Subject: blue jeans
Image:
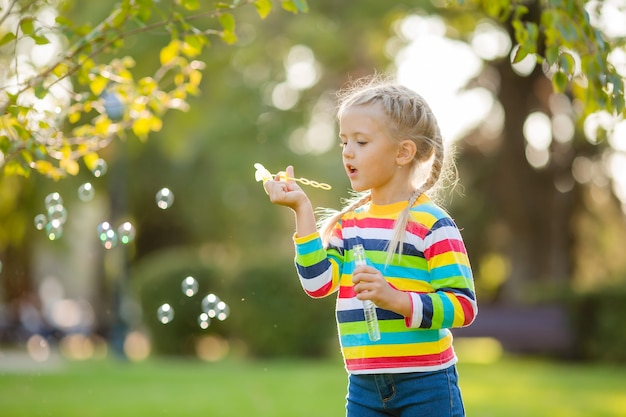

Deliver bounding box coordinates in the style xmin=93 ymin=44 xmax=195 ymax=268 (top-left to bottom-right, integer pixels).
xmin=346 ymin=366 xmax=465 ymax=417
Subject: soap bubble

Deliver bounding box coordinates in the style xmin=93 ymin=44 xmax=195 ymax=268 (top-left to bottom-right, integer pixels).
xmin=77 ymin=183 xmax=95 ymax=202
xmin=216 ymin=302 xmax=230 ymax=321
xmin=34 ymin=214 xmax=47 ymax=230
xmin=44 ymin=192 xmax=63 ymax=208
xmin=181 ymin=276 xmax=199 ymax=297
xmin=91 ymin=159 xmax=108 ymax=178
xmin=198 ymin=313 xmax=210 ymax=330
xmin=97 ymin=222 xmax=118 ymax=249
xmin=47 ymin=204 xmax=68 ymax=225
xmin=45 ymin=220 xmax=63 ymax=240
xmin=117 ymin=222 xmax=136 ymax=245
xmin=157 ymin=303 xmax=174 ymax=324
xmin=201 ymin=293 xmax=221 ymax=318
xmin=155 ymin=188 xmax=174 ymax=209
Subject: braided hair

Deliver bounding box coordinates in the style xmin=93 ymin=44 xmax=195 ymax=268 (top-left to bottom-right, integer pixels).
xmin=318 ymin=75 xmax=457 ymax=264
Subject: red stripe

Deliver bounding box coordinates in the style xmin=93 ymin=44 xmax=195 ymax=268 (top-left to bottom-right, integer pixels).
xmin=306 ymin=281 xmax=333 ymax=298
xmin=424 ymin=239 xmax=467 ymax=259
xmin=345 ymin=346 xmax=456 ymax=370
xmin=458 ymin=296 xmax=476 ymax=326
xmin=338 ymin=285 xmax=356 ymax=298
xmin=342 ymin=217 xmax=396 ymax=230
xmin=406 ymin=221 xmax=430 ymax=238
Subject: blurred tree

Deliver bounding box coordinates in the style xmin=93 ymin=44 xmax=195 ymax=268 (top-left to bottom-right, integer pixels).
xmin=1 ymin=0 xmax=625 ymax=356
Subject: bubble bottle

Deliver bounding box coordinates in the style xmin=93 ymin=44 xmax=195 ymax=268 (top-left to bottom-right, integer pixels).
xmin=353 ymin=244 xmax=381 ymax=342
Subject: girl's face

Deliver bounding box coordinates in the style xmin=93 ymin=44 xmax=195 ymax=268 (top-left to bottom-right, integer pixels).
xmin=339 ymin=103 xmax=412 ymax=203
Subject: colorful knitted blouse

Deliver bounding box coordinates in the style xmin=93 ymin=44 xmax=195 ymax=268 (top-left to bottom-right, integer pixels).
xmin=293 ymin=195 xmax=477 ymax=374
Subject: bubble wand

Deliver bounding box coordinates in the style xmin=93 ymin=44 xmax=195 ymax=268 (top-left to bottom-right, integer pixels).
xmin=254 ymin=163 xmax=332 ymax=191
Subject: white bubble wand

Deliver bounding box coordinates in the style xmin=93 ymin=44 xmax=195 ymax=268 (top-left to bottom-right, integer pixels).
xmin=254 ymin=163 xmax=332 ymax=191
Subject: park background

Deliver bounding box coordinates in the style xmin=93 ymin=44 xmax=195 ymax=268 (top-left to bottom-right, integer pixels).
xmin=1 ymin=0 xmax=625 ymax=415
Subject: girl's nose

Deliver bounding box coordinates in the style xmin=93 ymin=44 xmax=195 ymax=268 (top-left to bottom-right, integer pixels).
xmin=342 ymin=143 xmax=353 ymax=158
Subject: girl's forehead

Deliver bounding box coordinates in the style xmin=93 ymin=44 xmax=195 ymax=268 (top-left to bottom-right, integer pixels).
xmin=339 ymin=104 xmax=387 ymax=130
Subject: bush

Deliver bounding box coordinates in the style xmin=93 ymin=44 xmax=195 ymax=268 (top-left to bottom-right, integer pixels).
xmin=131 ymin=247 xmax=337 ymax=358
xmin=568 ymin=285 xmax=626 ymax=363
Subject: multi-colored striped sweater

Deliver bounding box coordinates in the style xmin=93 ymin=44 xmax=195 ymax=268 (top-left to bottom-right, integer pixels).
xmin=294 ymin=195 xmax=477 ymax=374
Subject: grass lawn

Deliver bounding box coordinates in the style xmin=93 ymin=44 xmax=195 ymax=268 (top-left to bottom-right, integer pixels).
xmin=0 ymin=352 xmax=625 ymax=416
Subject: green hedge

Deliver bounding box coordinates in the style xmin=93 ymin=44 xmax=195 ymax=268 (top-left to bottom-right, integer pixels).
xmin=568 ymin=285 xmax=626 ymax=363
xmin=131 ymin=247 xmax=337 ymax=358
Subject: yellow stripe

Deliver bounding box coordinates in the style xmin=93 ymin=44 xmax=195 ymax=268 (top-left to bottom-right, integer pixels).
xmin=343 ymin=335 xmax=452 ymax=359
xmin=446 ymin=293 xmax=465 ymax=327
xmin=386 ymin=277 xmax=433 ymax=292
xmin=430 ymin=251 xmax=471 ymax=268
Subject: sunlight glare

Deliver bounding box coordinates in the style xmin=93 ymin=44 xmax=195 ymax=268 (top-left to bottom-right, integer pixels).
xmin=396 ymin=16 xmax=491 ymax=143
xmin=470 ymin=20 xmax=512 ymax=61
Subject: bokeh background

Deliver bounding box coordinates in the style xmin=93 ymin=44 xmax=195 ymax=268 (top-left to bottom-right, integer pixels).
xmin=1 ymin=0 xmax=626 ymax=415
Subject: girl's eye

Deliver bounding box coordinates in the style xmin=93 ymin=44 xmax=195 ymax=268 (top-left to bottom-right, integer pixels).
xmin=339 ymin=142 xmax=347 ymax=148
xmin=357 ymin=141 xmax=366 ymax=146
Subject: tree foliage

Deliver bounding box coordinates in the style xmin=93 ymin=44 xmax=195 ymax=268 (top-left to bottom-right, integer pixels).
xmin=0 ymin=0 xmax=308 ymax=179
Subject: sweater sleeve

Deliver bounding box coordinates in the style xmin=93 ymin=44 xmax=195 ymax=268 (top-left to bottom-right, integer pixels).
xmin=405 ymin=217 xmax=478 ymax=329
xmin=293 ymin=231 xmax=342 ymax=298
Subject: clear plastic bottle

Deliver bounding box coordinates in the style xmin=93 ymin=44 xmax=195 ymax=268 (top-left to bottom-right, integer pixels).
xmin=352 ymin=244 xmax=381 ymax=342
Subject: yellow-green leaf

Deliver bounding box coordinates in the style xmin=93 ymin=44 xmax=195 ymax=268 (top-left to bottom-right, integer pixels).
xmin=181 ymin=0 xmax=200 ymax=11
xmin=160 ymin=40 xmax=181 ymax=66
xmin=254 ymin=0 xmax=272 ymax=19
xmin=83 ymin=152 xmax=100 ymax=171
xmin=132 ymin=118 xmax=151 ymax=139
xmin=552 ymin=71 xmax=568 ymax=93
xmin=89 ymin=75 xmax=108 ymax=96
xmin=60 ymin=158 xmax=80 ymax=176
xmin=182 ymin=34 xmax=204 ymax=57
xmin=219 ymin=13 xmax=235 ymax=32
xmin=19 ymin=17 xmax=35 ymax=35
xmin=0 ymin=32 xmax=16 ymax=46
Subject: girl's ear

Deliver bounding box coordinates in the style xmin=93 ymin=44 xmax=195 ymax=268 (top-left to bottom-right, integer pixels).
xmin=396 ymin=140 xmax=417 ymax=167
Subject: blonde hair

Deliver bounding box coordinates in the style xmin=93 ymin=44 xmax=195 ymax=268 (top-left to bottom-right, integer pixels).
xmin=318 ymin=75 xmax=457 ymax=263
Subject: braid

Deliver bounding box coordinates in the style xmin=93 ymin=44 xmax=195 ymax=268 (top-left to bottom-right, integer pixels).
xmin=330 ymin=74 xmax=457 ymax=265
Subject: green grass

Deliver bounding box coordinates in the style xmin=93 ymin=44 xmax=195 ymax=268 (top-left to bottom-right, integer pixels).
xmin=0 ymin=354 xmax=625 ymax=416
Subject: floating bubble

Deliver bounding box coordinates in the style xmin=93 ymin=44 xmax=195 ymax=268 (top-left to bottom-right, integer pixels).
xmin=47 ymin=204 xmax=68 ymax=225
xmin=91 ymin=159 xmax=108 ymax=178
xmin=97 ymin=221 xmax=118 ymax=249
xmin=44 ymin=192 xmax=63 ymax=209
xmin=157 ymin=303 xmax=174 ymax=324
xmin=216 ymin=301 xmax=230 ymax=321
xmin=117 ymin=222 xmax=136 ymax=245
xmin=155 ymin=188 xmax=174 ymax=210
xmin=78 ymin=183 xmax=95 ymax=202
xmin=198 ymin=313 xmax=210 ymax=330
xmin=181 ymin=276 xmax=199 ymax=297
xmin=201 ymin=293 xmax=221 ymax=318
xmin=45 ymin=220 xmax=63 ymax=240
xmin=34 ymin=214 xmax=47 ymax=230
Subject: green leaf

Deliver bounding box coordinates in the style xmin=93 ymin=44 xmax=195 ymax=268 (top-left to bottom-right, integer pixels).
xmin=32 ymin=35 xmax=50 ymax=45
xmin=512 ymin=45 xmax=529 ymax=64
xmin=181 ymin=0 xmax=200 ymax=11
xmin=545 ymin=45 xmax=559 ymax=66
xmin=254 ymin=0 xmax=272 ymax=19
xmin=0 ymin=32 xmax=16 ymax=46
xmin=292 ymin=0 xmax=309 ymax=12
xmin=552 ymin=71 xmax=568 ymax=93
xmin=34 ymin=85 xmax=47 ymax=99
xmin=558 ymin=52 xmax=575 ymax=75
xmin=19 ymin=17 xmax=35 ymax=35
xmin=219 ymin=13 xmax=235 ymax=32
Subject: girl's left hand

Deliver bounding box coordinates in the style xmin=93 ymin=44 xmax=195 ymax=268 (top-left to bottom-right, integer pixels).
xmin=352 ymin=265 xmax=412 ymax=317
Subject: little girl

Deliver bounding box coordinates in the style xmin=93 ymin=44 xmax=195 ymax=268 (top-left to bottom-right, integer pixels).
xmin=264 ymin=75 xmax=477 ymax=417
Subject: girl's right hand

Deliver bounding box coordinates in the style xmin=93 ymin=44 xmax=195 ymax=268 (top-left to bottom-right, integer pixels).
xmin=264 ymin=165 xmax=310 ymax=211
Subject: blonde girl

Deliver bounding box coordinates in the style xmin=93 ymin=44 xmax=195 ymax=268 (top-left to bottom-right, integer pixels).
xmin=264 ymin=75 xmax=477 ymax=417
